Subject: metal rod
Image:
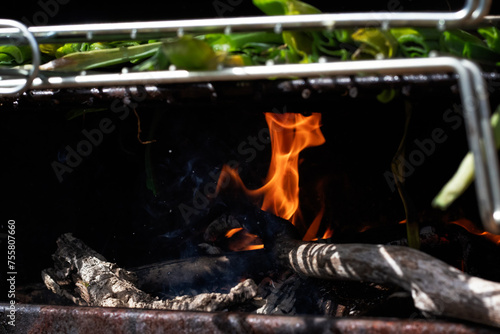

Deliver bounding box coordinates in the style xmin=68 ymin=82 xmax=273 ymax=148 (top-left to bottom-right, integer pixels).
xmin=0 ymin=74 xmax=465 ymax=109
xmin=1 ymin=303 xmax=497 ymax=334
xmin=0 ymin=19 xmax=39 ymax=95
xmin=462 ymin=60 xmax=500 ymax=234
xmin=0 ymin=0 xmax=490 ymax=44
xmin=0 ymin=57 xmax=482 ymax=88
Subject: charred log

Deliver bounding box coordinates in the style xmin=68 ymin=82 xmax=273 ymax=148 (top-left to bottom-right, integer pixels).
xmin=132 ymin=249 xmax=273 ymax=296
xmin=42 ymin=233 xmax=257 ymax=312
xmin=42 ymin=210 xmax=500 ymax=329
xmin=244 ymin=210 xmax=500 ymax=329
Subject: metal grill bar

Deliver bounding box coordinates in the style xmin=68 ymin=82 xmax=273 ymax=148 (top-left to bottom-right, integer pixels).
xmin=0 ymin=0 xmax=490 ymax=44
xmin=0 ymin=19 xmax=39 ymax=96
xmin=2 ymin=303 xmax=497 ymax=334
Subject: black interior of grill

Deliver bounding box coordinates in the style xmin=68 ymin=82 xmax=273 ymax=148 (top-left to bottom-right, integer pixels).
xmin=3 ymin=0 xmax=500 ymax=25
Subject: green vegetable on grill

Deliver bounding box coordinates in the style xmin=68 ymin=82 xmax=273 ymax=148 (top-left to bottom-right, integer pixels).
xmin=432 ymin=107 xmax=500 ymax=210
xmin=3 ymin=0 xmax=500 ymax=72
xmin=0 ymin=45 xmax=32 ymax=65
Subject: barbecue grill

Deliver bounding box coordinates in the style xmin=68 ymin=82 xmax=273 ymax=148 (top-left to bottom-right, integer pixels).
xmin=2 ymin=1 xmax=500 ymax=332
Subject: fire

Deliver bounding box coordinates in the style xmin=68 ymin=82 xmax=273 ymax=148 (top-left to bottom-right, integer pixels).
xmin=449 ymin=218 xmax=500 ymax=245
xmin=225 ymin=227 xmax=243 ymax=238
xmin=399 ymin=218 xmax=500 ymax=245
xmin=258 ymin=113 xmax=326 ymax=227
xmin=217 ymin=112 xmax=327 ymax=246
xmin=320 ymin=226 xmax=335 ymax=239
xmin=224 ymin=228 xmax=265 ymax=251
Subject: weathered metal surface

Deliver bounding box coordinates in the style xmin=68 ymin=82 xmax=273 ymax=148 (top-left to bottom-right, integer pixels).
xmin=1 ymin=303 xmax=498 ymax=334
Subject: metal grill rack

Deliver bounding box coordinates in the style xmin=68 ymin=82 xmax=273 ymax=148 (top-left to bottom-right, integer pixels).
xmin=1 ymin=0 xmax=500 ymax=233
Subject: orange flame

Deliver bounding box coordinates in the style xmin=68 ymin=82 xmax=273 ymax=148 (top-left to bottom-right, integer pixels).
xmin=449 ymin=218 xmax=500 ymax=245
xmin=225 ymin=227 xmax=243 ymax=238
xmin=217 ymin=112 xmax=326 ymax=244
xmin=321 ymin=226 xmax=335 ymax=239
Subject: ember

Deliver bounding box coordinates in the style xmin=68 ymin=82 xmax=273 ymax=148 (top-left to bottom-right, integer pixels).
xmin=448 ymin=218 xmax=500 ymax=245
xmin=224 ymin=227 xmax=264 ymax=251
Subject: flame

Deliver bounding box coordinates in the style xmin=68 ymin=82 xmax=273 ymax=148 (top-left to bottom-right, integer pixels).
xmin=449 ymin=218 xmax=500 ymax=245
xmin=217 ymin=112 xmax=326 ymax=243
xmin=309 ymin=224 xmax=334 ymax=242
xmin=302 ymin=204 xmax=326 ymax=241
xmin=321 ymin=226 xmax=335 ymax=239
xmin=245 ymin=244 xmax=265 ymax=250
xmin=400 ymin=218 xmax=500 ymax=245
xmin=225 ymin=227 xmax=243 ymax=238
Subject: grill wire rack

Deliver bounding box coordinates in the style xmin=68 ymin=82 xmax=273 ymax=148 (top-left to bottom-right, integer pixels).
xmin=1 ymin=0 xmax=500 ymax=233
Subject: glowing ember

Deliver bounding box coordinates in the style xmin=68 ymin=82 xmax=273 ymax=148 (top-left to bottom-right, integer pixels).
xmin=245 ymin=244 xmax=265 ymax=250
xmin=449 ymin=218 xmax=500 ymax=245
xmin=320 ymin=226 xmax=335 ymax=239
xmin=217 ymin=112 xmax=326 ymax=243
xmin=399 ymin=218 xmax=500 ymax=245
xmin=225 ymin=227 xmax=244 ymax=238
xmin=224 ymin=228 xmax=264 ymax=251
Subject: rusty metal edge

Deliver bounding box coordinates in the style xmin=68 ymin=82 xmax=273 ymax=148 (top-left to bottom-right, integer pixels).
xmin=1 ymin=303 xmax=498 ymax=334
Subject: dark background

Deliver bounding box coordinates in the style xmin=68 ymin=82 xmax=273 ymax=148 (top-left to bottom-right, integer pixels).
xmin=1 ymin=0 xmax=499 ymax=26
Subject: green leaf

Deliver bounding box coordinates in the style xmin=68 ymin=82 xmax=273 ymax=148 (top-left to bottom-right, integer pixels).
xmin=478 ymin=26 xmax=500 ymax=53
xmin=253 ymin=0 xmax=321 ymax=61
xmin=252 ymin=0 xmax=321 ymax=15
xmin=40 ymin=42 xmax=162 ymax=71
xmin=390 ymin=28 xmax=440 ymax=58
xmin=351 ymin=28 xmax=398 ymax=59
xmin=55 ymin=43 xmax=91 ymax=58
xmin=0 ymin=45 xmax=32 ymax=65
xmin=440 ymin=30 xmax=500 ymax=63
xmin=282 ymin=31 xmax=314 ymax=60
xmin=334 ymin=29 xmax=354 ymax=44
xmin=204 ymin=32 xmax=283 ymax=53
xmin=132 ymin=45 xmax=170 ymax=71
xmin=39 ymin=44 xmax=64 ymax=56
xmin=161 ymin=36 xmax=219 ymax=70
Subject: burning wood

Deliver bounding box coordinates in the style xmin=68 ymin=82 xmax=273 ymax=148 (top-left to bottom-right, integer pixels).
xmin=245 ymin=210 xmax=500 ymax=329
xmin=43 ymin=214 xmax=500 ymax=329
xmin=35 ymin=69 xmax=500 ymax=331
xmin=204 ymin=213 xmax=264 ymax=251
xmin=201 ymin=90 xmax=500 ymax=328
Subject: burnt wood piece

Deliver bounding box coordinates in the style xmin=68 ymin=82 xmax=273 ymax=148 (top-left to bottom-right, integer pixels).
xmin=132 ymin=249 xmax=273 ymax=296
xmin=245 ymin=210 xmax=500 ymax=329
xmin=255 ymin=272 xmax=302 ymax=315
xmin=42 ymin=233 xmax=257 ymax=311
xmin=204 ymin=213 xmax=245 ymax=242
